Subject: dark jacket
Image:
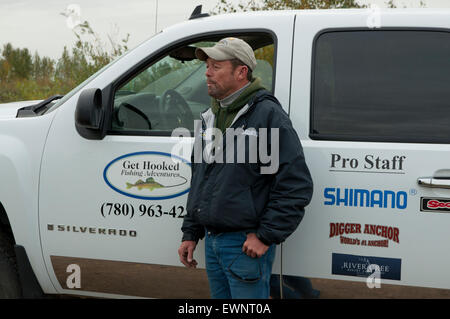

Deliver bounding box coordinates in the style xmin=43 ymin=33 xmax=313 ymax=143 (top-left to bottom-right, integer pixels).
xmin=181 ymin=89 xmax=313 ymax=245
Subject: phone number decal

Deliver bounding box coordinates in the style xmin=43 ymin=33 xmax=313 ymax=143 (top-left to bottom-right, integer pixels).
xmin=100 ymin=202 xmax=186 ymax=219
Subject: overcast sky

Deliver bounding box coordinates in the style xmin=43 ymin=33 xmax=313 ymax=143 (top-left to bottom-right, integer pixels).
xmin=0 ymin=0 xmax=449 ymax=60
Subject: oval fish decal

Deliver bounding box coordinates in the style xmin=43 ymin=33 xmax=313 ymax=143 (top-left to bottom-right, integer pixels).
xmin=103 ymin=151 xmax=191 ymax=200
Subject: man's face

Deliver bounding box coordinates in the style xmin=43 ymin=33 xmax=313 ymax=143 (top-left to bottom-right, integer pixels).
xmin=205 ymin=58 xmax=243 ymax=100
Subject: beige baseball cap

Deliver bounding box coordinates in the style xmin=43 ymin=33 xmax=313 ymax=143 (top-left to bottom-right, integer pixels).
xmin=195 ymin=37 xmax=257 ymax=71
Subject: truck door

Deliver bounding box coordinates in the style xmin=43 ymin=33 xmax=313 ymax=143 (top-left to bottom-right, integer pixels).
xmin=286 ymin=12 xmax=450 ymax=290
xmin=38 ymin=18 xmax=292 ymax=297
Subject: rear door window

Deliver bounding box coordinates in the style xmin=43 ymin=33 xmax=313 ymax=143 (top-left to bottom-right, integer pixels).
xmin=311 ymin=30 xmax=450 ymax=143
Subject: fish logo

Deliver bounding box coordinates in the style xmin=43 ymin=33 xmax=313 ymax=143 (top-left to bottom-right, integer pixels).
xmin=104 ymin=151 xmax=191 ymax=200
xmin=126 ymin=176 xmax=188 ymax=192
xmin=126 ymin=177 xmax=164 ymax=191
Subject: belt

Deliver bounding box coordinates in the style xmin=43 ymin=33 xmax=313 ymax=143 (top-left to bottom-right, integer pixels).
xmin=205 ymin=227 xmax=256 ymax=236
xmin=205 ymin=226 xmax=227 ymax=235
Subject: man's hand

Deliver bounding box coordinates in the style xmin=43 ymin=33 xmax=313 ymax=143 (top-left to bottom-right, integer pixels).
xmin=242 ymin=233 xmax=269 ymax=258
xmin=178 ymin=240 xmax=198 ymax=268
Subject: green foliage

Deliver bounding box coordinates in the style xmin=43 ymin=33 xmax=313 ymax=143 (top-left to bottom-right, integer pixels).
xmin=0 ymin=43 xmax=33 ymax=80
xmin=211 ymin=0 xmax=432 ymax=13
xmin=212 ymin=0 xmax=366 ymax=14
xmin=0 ymin=19 xmax=129 ymax=103
xmin=386 ymin=0 xmax=426 ymax=8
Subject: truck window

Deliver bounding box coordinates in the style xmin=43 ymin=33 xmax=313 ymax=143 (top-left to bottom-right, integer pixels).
xmin=110 ymin=33 xmax=275 ymax=136
xmin=311 ymin=30 xmax=450 ymax=143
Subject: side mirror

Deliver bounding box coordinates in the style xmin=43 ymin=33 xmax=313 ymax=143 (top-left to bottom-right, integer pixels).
xmin=75 ymin=88 xmax=103 ymax=129
xmin=75 ymin=88 xmax=106 ymax=139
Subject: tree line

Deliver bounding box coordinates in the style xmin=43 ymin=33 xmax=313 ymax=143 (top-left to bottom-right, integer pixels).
xmin=0 ymin=21 xmax=129 ymax=103
xmin=0 ymin=0 xmax=412 ymax=103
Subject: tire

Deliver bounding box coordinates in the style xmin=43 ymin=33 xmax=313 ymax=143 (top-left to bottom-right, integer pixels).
xmin=0 ymin=231 xmax=22 ymax=298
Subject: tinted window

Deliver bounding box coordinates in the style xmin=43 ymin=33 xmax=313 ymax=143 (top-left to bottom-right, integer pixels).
xmin=311 ymin=30 xmax=450 ymax=143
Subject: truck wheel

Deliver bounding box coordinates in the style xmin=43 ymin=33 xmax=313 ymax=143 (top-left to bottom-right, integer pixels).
xmin=0 ymin=231 xmax=22 ymax=298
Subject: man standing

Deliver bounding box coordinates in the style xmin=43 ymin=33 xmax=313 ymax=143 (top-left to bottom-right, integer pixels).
xmin=178 ymin=37 xmax=313 ymax=299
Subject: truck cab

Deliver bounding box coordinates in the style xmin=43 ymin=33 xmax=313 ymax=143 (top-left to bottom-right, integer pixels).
xmin=0 ymin=7 xmax=449 ymax=298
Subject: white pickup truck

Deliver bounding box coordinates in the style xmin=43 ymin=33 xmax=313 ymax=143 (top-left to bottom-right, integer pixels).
xmin=1 ymin=7 xmax=449 ymax=298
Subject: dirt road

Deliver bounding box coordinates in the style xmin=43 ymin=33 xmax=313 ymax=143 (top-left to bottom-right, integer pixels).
xmin=309 ymin=278 xmax=450 ymax=299
xmin=53 ymin=258 xmax=450 ymax=299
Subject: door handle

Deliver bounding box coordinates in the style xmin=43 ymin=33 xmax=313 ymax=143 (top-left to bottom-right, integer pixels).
xmin=417 ymin=177 xmax=450 ymax=189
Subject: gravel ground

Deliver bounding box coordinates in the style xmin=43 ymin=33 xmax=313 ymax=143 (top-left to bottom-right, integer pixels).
xmin=309 ymin=278 xmax=450 ymax=299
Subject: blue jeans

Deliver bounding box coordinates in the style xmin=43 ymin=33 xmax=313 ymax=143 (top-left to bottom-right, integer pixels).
xmin=205 ymin=230 xmax=276 ymax=299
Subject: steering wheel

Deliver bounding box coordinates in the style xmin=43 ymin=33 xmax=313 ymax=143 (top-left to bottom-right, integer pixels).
xmin=161 ymin=89 xmax=194 ymax=130
xmin=115 ymin=102 xmax=152 ymax=130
